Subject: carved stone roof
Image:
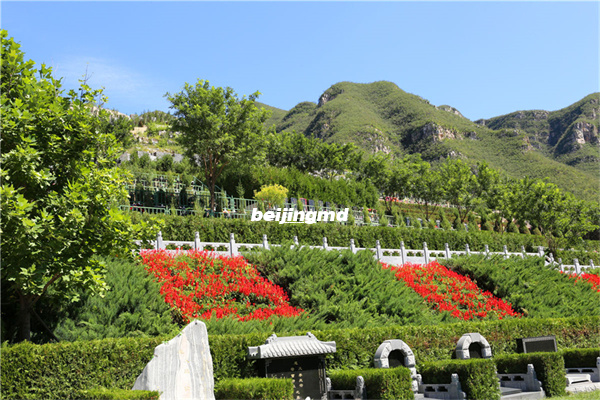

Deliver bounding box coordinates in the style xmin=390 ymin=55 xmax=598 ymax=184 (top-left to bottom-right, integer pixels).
xmin=247 ymin=332 xmax=336 ymax=359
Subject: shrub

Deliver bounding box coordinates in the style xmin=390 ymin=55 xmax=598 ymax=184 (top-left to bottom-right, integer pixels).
xmin=54 ymin=257 xmax=178 ymax=341
xmin=561 ymin=348 xmax=600 ymax=368
xmin=494 ymin=352 xmax=566 ymax=397
xmin=244 ymin=246 xmax=444 ymax=328
xmin=214 ymin=377 xmax=293 ymax=400
xmin=78 ymin=387 xmax=159 ymax=400
xmin=442 ymin=255 xmax=600 ymax=318
xmin=1 ymin=317 xmax=597 ymax=399
xmin=328 ymin=367 xmax=413 ymax=400
xmin=418 ymin=359 xmax=500 ymax=400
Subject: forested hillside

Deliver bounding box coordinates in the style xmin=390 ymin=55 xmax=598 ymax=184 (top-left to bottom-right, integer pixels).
xmin=261 ymin=81 xmax=599 ymax=201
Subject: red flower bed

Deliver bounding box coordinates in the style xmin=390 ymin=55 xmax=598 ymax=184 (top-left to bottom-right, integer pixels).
xmin=562 ymin=272 xmax=600 ymax=292
xmin=383 ymin=261 xmax=521 ymax=321
xmin=140 ymin=250 xmax=304 ymax=323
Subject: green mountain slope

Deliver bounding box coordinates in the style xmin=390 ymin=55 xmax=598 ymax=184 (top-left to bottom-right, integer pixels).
xmin=264 ymin=81 xmax=599 ymax=200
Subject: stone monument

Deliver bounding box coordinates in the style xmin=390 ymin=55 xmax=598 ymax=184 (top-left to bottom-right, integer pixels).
xmin=132 ymin=320 xmax=215 ymax=400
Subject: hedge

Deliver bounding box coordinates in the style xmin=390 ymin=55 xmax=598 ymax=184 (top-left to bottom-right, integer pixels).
xmin=418 ymin=359 xmax=500 ymax=400
xmin=561 ymin=348 xmax=600 ymax=369
xmin=2 ymin=317 xmax=597 ymax=399
xmin=78 ymin=388 xmax=160 ymax=400
xmin=134 ymin=213 xmax=598 ymax=255
xmin=328 ymin=367 xmax=413 ymax=400
xmin=214 ymin=378 xmax=293 ymax=400
xmin=494 ymin=352 xmax=566 ymax=397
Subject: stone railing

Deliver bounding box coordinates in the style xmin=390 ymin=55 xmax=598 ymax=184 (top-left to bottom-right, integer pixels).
xmin=137 ymin=232 xmax=596 ymax=273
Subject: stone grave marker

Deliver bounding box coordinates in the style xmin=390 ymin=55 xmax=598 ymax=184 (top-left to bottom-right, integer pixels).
xmin=455 ymin=332 xmax=492 ymax=359
xmin=517 ymin=335 xmax=557 ymax=353
xmin=132 ymin=320 xmax=214 ymax=400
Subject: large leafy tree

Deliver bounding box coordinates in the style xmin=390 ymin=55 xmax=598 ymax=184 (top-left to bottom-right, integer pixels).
xmin=166 ymin=80 xmax=270 ymax=210
xmin=1 ymin=31 xmax=148 ymax=342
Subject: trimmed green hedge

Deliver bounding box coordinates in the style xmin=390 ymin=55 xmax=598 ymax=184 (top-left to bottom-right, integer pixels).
xmin=2 ymin=317 xmax=597 ymax=400
xmin=214 ymin=378 xmax=293 ymax=400
xmin=136 ymin=214 xmax=552 ymax=251
xmin=78 ymin=388 xmax=159 ymax=400
xmin=418 ymin=359 xmax=500 ymax=400
xmin=561 ymin=348 xmax=600 ymax=369
xmin=494 ymin=352 xmax=566 ymax=397
xmin=0 ymin=337 xmax=163 ymax=400
xmin=328 ymin=367 xmax=413 ymax=400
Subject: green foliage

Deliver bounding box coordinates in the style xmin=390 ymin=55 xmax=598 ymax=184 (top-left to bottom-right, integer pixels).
xmin=418 ymin=359 xmax=500 ymax=400
xmin=166 ymin=80 xmax=270 ymax=209
xmin=0 ymin=337 xmax=163 ymax=400
xmin=138 ymin=213 xmax=600 ymax=255
xmin=442 ymin=255 xmax=600 ymax=318
xmin=0 ymin=30 xmax=155 ymax=342
xmin=214 ymin=378 xmax=293 ymax=400
xmin=2 ymin=317 xmax=597 ymax=399
xmin=328 ymin=367 xmax=413 ymax=400
xmin=53 ymin=257 xmax=178 ymax=341
xmin=561 ymin=348 xmax=600 ymax=368
xmin=245 ymin=246 xmax=443 ymax=328
xmin=78 ymin=387 xmax=159 ymax=400
xmin=254 ymin=184 xmax=289 ymax=209
xmin=494 ymin=352 xmax=566 ymax=397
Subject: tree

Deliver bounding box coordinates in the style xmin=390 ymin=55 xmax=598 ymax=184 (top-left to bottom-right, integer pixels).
xmin=166 ymin=80 xmax=270 ymax=210
xmin=1 ymin=31 xmax=151 ymax=342
xmin=439 ymin=158 xmax=479 ymax=223
xmin=254 ymin=184 xmax=289 ymax=209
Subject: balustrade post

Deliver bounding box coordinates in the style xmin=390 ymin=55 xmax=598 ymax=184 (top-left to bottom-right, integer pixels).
xmin=484 ymin=244 xmax=489 ymax=258
xmin=194 ymin=232 xmax=201 ymax=250
xmin=423 ymin=242 xmax=429 ymax=264
xmin=521 ymin=246 xmax=526 ymax=259
xmin=574 ymin=258 xmax=581 ymax=275
xmin=156 ymin=231 xmax=164 ymax=250
xmin=400 ymin=241 xmax=406 ymax=266
xmin=229 ymin=233 xmax=237 ymax=256
xmin=465 ymin=244 xmax=470 ymax=256
xmin=263 ymin=234 xmax=270 ymax=250
xmin=445 ymin=243 xmax=450 ymax=259
xmin=376 ymin=240 xmax=382 ymax=260
xmin=350 ymin=239 xmax=356 ymax=254
xmin=323 ymin=237 xmax=329 ymax=251
xmin=590 ymin=260 xmax=595 ymax=269
xmin=503 ymin=245 xmax=509 ymax=259
xmin=538 ymin=246 xmax=544 ymax=258
xmin=558 ymin=258 xmax=564 ymax=273
xmin=293 ymin=236 xmax=299 ymax=249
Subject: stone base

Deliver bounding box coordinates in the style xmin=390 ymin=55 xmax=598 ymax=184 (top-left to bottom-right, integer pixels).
xmin=566 ymin=382 xmax=600 ymax=394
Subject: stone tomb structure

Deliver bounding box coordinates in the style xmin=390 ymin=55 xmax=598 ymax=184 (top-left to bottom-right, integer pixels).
xmin=373 ymin=339 xmax=418 ymax=391
xmin=248 ymin=332 xmax=336 ymax=400
xmin=454 ymin=332 xmax=492 ymax=360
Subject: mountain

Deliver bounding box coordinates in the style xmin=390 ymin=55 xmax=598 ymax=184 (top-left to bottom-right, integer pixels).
xmin=260 ymin=81 xmax=599 ymax=201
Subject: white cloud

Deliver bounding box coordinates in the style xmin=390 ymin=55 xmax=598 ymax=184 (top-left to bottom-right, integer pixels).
xmin=54 ymin=56 xmax=142 ymax=92
xmin=48 ymin=56 xmax=169 ymax=114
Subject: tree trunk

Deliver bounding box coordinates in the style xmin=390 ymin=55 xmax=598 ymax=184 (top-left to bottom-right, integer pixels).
xmin=18 ymin=293 xmax=32 ymax=342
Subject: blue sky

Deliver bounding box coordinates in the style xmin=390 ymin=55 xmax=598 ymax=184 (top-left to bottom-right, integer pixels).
xmin=2 ymin=1 xmax=598 ymax=121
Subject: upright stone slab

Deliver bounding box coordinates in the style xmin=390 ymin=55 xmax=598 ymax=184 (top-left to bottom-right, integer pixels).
xmin=133 ymin=320 xmax=215 ymax=400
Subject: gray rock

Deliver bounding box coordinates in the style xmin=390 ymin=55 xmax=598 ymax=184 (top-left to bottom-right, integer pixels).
xmin=132 ymin=320 xmax=215 ymax=400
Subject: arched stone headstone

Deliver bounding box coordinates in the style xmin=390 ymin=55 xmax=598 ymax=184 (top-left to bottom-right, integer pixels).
xmin=455 ymin=333 xmax=492 ymax=360
xmin=374 ymin=339 xmax=418 ymax=391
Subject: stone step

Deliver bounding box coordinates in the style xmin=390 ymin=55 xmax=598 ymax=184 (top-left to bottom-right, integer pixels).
xmin=500 ymin=390 xmax=546 ymax=400
xmin=566 ymin=373 xmax=592 ymax=385
xmin=500 ymin=386 xmax=522 ymax=396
